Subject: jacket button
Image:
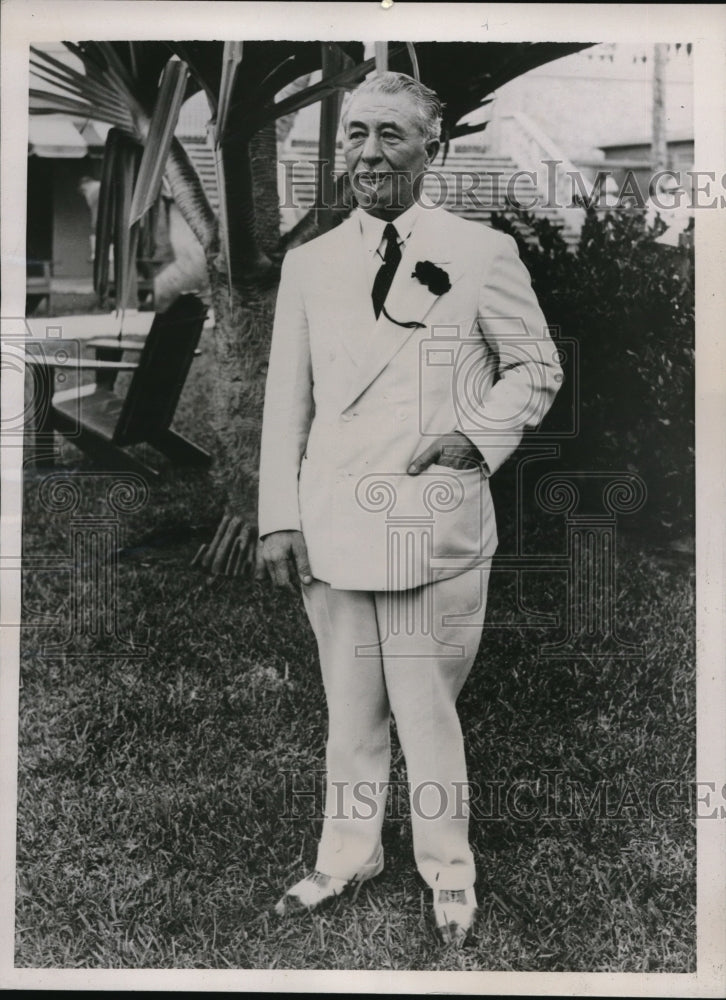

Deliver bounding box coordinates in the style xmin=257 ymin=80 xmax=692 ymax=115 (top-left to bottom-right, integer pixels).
xmin=341 ymin=412 xmax=352 ymax=422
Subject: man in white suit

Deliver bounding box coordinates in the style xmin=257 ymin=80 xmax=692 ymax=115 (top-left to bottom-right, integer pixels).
xmin=258 ymin=72 xmax=562 ymax=944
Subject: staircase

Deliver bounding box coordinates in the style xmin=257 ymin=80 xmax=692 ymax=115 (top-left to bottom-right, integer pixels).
xmin=180 ymin=136 xmax=574 ymax=240
xmin=180 ymin=138 xmax=220 ymax=214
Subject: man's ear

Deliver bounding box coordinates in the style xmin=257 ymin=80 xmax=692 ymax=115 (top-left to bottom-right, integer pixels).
xmin=424 ymin=139 xmax=440 ymax=166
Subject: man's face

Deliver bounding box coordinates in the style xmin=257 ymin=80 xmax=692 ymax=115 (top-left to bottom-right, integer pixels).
xmin=343 ymin=90 xmax=439 ymax=219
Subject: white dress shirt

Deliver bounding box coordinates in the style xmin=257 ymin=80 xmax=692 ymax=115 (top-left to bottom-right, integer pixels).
xmin=356 ymin=201 xmax=422 ymax=290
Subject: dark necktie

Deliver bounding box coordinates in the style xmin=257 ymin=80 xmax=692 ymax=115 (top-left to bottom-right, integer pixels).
xmin=371 ymin=223 xmax=401 ymax=319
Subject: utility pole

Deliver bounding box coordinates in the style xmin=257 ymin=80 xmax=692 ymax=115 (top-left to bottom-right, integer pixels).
xmin=374 ymin=41 xmax=388 ymax=74
xmin=652 ymin=43 xmax=668 ymax=173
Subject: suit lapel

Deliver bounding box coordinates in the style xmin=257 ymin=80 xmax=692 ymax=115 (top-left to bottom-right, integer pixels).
xmin=342 ymin=207 xmax=464 ymax=410
xmin=328 ymin=216 xmax=375 ymax=369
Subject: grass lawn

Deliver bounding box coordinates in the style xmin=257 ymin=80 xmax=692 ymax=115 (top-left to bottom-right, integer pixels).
xmin=14 ymin=318 xmax=696 ymax=971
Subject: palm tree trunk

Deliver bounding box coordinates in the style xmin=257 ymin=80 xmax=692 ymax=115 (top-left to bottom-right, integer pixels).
xmin=192 ymin=127 xmax=281 ymax=576
xmin=249 ymin=123 xmax=281 ymax=258
xmin=206 ymin=269 xmax=277 ymax=519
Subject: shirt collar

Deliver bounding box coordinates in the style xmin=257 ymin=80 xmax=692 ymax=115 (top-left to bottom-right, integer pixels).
xmin=357 ymin=200 xmax=422 ymax=256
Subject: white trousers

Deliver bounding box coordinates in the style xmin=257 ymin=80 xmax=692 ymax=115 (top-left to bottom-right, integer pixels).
xmin=301 ymin=566 xmax=490 ymax=891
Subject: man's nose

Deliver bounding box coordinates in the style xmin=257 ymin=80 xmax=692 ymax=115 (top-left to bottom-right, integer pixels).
xmin=361 ymin=133 xmax=383 ymax=165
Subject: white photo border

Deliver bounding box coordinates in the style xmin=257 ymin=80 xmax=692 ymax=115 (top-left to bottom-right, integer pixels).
xmin=1 ymin=2 xmax=724 ymax=994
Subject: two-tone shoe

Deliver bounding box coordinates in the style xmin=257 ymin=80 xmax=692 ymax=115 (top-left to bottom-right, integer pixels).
xmin=274 ymin=849 xmax=384 ymax=917
xmin=433 ymin=886 xmax=478 ymax=945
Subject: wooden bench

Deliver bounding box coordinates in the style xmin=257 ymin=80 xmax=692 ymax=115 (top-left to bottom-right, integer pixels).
xmin=26 ymin=260 xmax=54 ymax=316
xmin=25 ymin=294 xmax=211 ymax=478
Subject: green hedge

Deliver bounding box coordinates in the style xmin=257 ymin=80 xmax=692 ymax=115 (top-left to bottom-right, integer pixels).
xmin=490 ymin=206 xmax=695 ymax=543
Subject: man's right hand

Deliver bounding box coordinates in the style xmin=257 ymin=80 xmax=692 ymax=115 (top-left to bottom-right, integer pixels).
xmin=256 ymin=530 xmax=313 ymax=589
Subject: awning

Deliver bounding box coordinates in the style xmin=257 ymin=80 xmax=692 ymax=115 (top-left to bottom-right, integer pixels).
xmin=78 ymin=120 xmax=111 ymax=147
xmin=28 ymin=115 xmax=88 ymax=158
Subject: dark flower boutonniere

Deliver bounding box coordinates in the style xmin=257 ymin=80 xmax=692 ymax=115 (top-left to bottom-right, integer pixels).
xmin=412 ymin=260 xmax=452 ymax=296
xmin=380 ymin=261 xmax=452 ymax=330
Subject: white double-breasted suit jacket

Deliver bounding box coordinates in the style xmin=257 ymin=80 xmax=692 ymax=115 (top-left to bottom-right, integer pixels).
xmin=259 ymin=204 xmax=562 ymax=591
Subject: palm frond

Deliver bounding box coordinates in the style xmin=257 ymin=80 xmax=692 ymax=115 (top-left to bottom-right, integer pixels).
xmin=61 ymin=40 xmax=134 ymax=102
xmin=63 ymin=41 xmax=148 ymax=135
xmin=30 ymin=92 xmax=134 ymax=133
xmin=113 ymin=134 xmax=141 ymax=314
xmin=256 ymin=54 xmax=297 ymax=102
xmin=449 ymin=120 xmax=490 ymax=140
xmin=250 ymin=47 xmax=401 ymax=131
xmin=30 ymin=43 xmax=141 ymax=136
xmin=94 ymin=129 xmax=120 ymax=299
xmin=60 ymin=42 xmax=126 ymax=96
xmin=30 ymin=45 xmax=93 ymax=90
xmin=29 ymin=63 xmax=133 ymax=125
xmin=128 ymin=41 xmax=138 ymax=79
xmin=406 ymin=43 xmax=420 ymax=82
xmin=93 ymin=41 xmax=137 ymax=96
xmin=215 ymin=41 xmax=243 ymax=145
xmin=31 ymin=41 xmax=215 ymax=254
xmin=30 ymin=61 xmax=124 ymax=112
xmin=129 ymin=58 xmax=189 ymax=227
xmin=168 ymin=41 xmax=219 ymax=116
xmin=316 ymin=43 xmax=349 ymax=234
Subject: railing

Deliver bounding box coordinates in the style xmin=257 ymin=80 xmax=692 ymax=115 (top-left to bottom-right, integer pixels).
xmin=493 ymin=112 xmax=587 ymax=238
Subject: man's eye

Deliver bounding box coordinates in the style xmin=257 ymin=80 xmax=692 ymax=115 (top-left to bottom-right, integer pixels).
xmin=348 ymin=130 xmax=365 ymax=141
xmin=382 ymin=132 xmax=400 ymax=141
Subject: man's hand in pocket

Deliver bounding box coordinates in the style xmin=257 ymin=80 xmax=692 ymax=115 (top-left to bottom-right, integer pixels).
xmin=407 ymin=431 xmax=486 ymax=475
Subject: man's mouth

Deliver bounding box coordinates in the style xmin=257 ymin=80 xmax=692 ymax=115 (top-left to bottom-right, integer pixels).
xmin=355 ymin=172 xmax=393 ymax=191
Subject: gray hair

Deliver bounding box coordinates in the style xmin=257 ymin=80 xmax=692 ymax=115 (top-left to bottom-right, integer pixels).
xmin=341 ymin=71 xmax=443 ymax=144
